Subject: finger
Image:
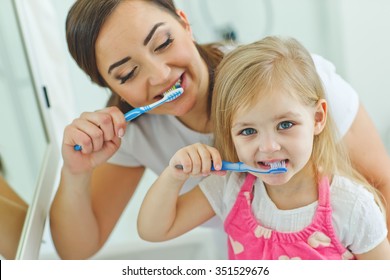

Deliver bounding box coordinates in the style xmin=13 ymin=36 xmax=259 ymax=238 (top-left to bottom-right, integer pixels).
xmin=63 ymin=124 xmax=94 ymax=154
xmin=71 ymin=118 xmax=104 ymax=152
xmin=207 ymin=146 xmax=223 ymax=171
xmin=79 ymin=111 xmax=115 ymax=142
xmin=104 ymin=106 xmax=127 ymax=138
xmin=171 ymin=149 xmax=194 ymax=174
xmin=185 ymin=148 xmax=203 ymax=175
xmin=195 ymin=144 xmax=214 ymax=174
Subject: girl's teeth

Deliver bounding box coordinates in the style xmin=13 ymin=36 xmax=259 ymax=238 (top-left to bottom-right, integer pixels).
xmin=264 ymin=160 xmax=286 ymax=169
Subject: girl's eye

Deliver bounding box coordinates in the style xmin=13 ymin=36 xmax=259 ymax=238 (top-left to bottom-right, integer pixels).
xmin=278 ymin=121 xmax=293 ymax=130
xmin=119 ymin=66 xmax=138 ymax=84
xmin=154 ymin=35 xmax=174 ymax=52
xmin=240 ymin=128 xmax=257 ymax=136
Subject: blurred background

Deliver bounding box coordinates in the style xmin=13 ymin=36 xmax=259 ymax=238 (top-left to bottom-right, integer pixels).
xmin=2 ymin=0 xmax=390 ymax=259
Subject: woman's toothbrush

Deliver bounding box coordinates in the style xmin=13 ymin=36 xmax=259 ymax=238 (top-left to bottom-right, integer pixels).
xmin=74 ymin=84 xmax=183 ymax=151
xmin=175 ymin=160 xmax=287 ymax=174
xmin=124 ymin=84 xmax=183 ymax=121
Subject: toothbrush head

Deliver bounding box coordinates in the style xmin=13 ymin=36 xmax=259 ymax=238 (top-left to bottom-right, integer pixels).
xmin=163 ymin=83 xmax=183 ymax=102
xmin=267 ymin=167 xmax=288 ymax=174
xmin=266 ymin=161 xmax=287 ymax=174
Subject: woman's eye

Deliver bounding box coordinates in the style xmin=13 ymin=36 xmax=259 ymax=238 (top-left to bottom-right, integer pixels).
xmin=154 ymin=36 xmax=174 ymax=52
xmin=119 ymin=66 xmax=138 ymax=84
xmin=278 ymin=121 xmax=293 ymax=130
xmin=240 ymin=128 xmax=257 ymax=136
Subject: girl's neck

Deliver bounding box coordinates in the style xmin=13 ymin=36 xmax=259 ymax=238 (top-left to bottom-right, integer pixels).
xmin=264 ymin=163 xmax=318 ymax=210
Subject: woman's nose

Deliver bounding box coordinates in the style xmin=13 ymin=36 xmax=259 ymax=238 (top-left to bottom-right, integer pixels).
xmin=258 ymin=134 xmax=281 ymax=153
xmin=147 ymin=59 xmax=170 ymax=86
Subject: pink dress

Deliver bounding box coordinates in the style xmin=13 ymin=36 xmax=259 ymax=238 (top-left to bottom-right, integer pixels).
xmin=224 ymin=173 xmax=355 ymax=260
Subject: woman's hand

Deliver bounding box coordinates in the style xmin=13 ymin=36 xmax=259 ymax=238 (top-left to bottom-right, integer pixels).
xmin=62 ymin=106 xmax=127 ymax=174
xmin=168 ymin=143 xmax=225 ymax=181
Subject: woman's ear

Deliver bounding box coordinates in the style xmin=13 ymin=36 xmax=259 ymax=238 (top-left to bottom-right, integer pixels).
xmin=314 ymin=99 xmax=327 ymax=135
xmin=176 ymin=10 xmax=194 ymax=39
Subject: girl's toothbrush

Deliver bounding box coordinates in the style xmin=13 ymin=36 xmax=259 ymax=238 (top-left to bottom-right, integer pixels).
xmin=210 ymin=160 xmax=287 ymax=174
xmin=175 ymin=160 xmax=287 ymax=174
xmin=74 ymin=84 xmax=183 ymax=151
xmin=124 ymin=84 xmax=183 ymax=122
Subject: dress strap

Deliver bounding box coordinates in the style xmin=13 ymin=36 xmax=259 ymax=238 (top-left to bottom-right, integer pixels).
xmin=240 ymin=173 xmax=257 ymax=192
xmin=317 ymin=176 xmax=330 ymax=207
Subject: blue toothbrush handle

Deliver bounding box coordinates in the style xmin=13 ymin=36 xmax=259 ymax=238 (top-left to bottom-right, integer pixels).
xmin=124 ymin=107 xmax=147 ymax=122
xmin=210 ymin=160 xmax=241 ymax=171
xmin=177 ymin=160 xmax=286 ymax=174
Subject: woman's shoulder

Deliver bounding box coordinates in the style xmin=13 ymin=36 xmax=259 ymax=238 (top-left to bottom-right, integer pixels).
xmin=311 ymin=53 xmax=336 ymax=73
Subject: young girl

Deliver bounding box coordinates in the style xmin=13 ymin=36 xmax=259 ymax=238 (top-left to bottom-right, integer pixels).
xmin=137 ymin=36 xmax=390 ymax=259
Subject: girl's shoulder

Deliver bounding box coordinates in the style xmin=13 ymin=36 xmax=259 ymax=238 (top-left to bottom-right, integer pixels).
xmin=330 ymin=175 xmax=374 ymax=202
xmin=330 ymin=175 xmax=387 ymax=254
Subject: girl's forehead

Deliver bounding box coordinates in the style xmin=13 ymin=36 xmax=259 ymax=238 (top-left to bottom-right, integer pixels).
xmin=233 ymin=89 xmax=309 ymax=119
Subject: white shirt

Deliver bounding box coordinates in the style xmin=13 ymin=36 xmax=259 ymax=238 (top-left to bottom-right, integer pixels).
xmin=199 ymin=173 xmax=387 ymax=255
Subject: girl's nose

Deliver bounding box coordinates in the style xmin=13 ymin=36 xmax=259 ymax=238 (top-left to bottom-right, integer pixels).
xmin=258 ymin=134 xmax=281 ymax=153
xmin=147 ymin=59 xmax=170 ymax=86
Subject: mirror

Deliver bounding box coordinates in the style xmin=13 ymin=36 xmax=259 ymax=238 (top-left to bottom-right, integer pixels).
xmin=0 ymin=0 xmax=59 ymax=259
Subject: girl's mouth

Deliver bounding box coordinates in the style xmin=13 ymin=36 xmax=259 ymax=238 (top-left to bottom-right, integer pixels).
xmin=257 ymin=159 xmax=288 ymax=170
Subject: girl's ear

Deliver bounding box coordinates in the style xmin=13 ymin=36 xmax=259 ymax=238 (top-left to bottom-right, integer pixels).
xmin=176 ymin=10 xmax=194 ymax=39
xmin=314 ymin=99 xmax=327 ymax=135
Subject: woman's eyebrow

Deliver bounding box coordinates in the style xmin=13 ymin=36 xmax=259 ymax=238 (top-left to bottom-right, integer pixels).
xmin=107 ymin=22 xmax=166 ymax=74
xmin=143 ymin=22 xmax=165 ymax=46
xmin=108 ymin=56 xmax=131 ymax=74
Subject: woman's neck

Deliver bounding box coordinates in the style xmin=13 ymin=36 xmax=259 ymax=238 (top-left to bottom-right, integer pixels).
xmin=177 ymin=60 xmax=212 ymax=133
xmin=177 ymin=111 xmax=212 ymax=133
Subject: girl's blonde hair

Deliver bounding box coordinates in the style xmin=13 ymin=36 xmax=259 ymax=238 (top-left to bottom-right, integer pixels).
xmin=211 ymin=36 xmax=385 ymax=214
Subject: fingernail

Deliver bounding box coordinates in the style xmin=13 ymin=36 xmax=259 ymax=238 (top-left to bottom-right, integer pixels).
xmin=118 ymin=128 xmax=124 ymax=138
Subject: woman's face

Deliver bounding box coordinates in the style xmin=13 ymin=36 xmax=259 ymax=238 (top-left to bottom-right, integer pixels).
xmin=96 ymin=0 xmax=209 ymax=116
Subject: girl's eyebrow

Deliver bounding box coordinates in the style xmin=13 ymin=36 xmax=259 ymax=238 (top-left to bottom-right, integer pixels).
xmin=232 ymin=111 xmax=302 ymax=128
xmin=273 ymin=111 xmax=301 ymax=120
xmin=231 ymin=122 xmax=253 ymax=129
xmin=143 ymin=22 xmax=165 ymax=46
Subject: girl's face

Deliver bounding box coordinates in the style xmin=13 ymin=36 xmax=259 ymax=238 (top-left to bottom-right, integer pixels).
xmin=230 ymin=89 xmax=326 ymax=186
xmin=95 ymin=0 xmax=209 ymax=116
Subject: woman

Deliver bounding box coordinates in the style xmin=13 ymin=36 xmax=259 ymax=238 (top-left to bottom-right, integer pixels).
xmin=50 ymin=0 xmax=390 ymax=259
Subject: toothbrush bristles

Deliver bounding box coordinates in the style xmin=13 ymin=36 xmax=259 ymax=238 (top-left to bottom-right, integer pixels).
xmin=163 ymin=82 xmax=183 ymax=102
xmin=270 ymin=161 xmax=286 ymax=169
xmin=268 ymin=160 xmax=287 ymax=174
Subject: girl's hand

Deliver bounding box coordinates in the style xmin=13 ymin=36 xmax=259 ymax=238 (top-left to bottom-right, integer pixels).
xmin=168 ymin=143 xmax=226 ymax=180
xmin=61 ymin=106 xmax=127 ymax=174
